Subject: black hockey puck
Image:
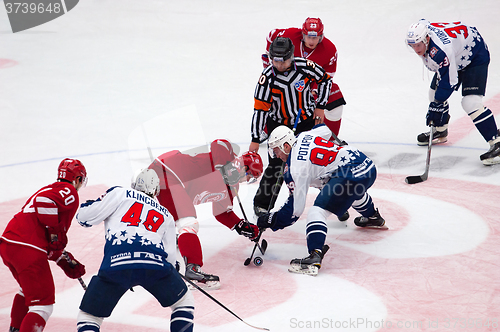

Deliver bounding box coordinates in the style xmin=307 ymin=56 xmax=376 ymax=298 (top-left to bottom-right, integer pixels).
xmin=253 ymin=256 xmax=263 ymax=266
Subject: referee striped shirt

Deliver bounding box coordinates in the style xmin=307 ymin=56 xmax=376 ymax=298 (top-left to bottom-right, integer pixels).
xmin=251 ymin=57 xmax=332 ymax=143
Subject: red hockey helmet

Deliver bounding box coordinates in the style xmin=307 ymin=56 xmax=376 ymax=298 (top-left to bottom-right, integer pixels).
xmin=302 ymin=17 xmax=324 ymax=37
xmin=210 ymin=139 xmax=237 ymax=168
xmin=242 ymin=151 xmax=263 ymax=180
xmin=58 ymin=158 xmax=87 ymax=184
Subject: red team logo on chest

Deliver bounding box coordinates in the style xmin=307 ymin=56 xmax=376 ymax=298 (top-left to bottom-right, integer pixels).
xmin=294 ymin=80 xmax=305 ymax=92
xmin=193 ymin=190 xmax=227 ymax=205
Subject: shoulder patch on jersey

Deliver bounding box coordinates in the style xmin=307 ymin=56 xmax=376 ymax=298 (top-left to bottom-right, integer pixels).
xmin=430 ymin=47 xmax=438 ymax=58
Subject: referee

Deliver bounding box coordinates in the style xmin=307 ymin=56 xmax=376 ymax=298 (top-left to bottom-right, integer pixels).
xmin=249 ymin=37 xmax=333 ymax=216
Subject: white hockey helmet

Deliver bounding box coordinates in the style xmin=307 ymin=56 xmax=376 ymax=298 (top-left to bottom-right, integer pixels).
xmin=133 ymin=169 xmax=160 ymax=197
xmin=406 ymin=19 xmax=430 ymax=45
xmin=268 ymin=126 xmax=297 ymax=158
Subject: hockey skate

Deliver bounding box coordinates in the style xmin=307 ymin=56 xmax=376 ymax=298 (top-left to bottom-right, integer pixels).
xmin=185 ymin=263 xmax=221 ymax=290
xmin=417 ymin=128 xmax=448 ymax=146
xmin=480 ymin=140 xmax=500 ymax=166
xmin=288 ymin=245 xmax=329 ymax=277
xmin=338 ymin=210 xmax=349 ymax=222
xmin=353 ymin=209 xmax=388 ymax=229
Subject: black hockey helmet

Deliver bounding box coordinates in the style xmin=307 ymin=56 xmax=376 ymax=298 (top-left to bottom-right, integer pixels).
xmin=269 ymin=37 xmax=295 ymax=62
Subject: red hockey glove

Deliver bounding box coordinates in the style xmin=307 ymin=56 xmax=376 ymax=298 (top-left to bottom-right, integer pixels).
xmin=46 ymin=226 xmax=68 ymax=251
xmin=234 ymin=219 xmax=260 ymax=240
xmin=50 ymin=251 xmax=86 ymax=279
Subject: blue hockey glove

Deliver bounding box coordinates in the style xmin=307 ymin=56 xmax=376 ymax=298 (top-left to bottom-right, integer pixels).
xmin=426 ymin=101 xmax=450 ymax=127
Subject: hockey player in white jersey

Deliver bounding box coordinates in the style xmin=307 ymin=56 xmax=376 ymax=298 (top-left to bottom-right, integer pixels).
xmin=75 ymin=169 xmax=194 ymax=332
xmin=257 ymin=125 xmax=386 ymax=276
xmin=406 ymin=19 xmax=500 ymax=165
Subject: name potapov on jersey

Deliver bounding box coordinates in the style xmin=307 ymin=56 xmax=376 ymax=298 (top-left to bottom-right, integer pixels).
xmin=297 ymin=134 xmax=314 ymax=161
xmin=126 ymin=190 xmax=170 ymax=216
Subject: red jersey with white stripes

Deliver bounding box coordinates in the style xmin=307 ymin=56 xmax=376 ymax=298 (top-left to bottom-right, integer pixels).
xmin=265 ymin=28 xmax=338 ymax=77
xmin=1 ymin=181 xmax=79 ymax=253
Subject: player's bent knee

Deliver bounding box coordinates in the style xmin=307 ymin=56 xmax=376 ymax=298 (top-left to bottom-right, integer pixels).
xmin=307 ymin=206 xmax=331 ymax=223
xmin=28 ymin=305 xmax=53 ymax=322
xmin=176 ymin=217 xmax=199 ymax=235
xmin=462 ymin=95 xmax=484 ymax=118
xmin=77 ymin=310 xmax=104 ymax=332
xmin=325 ymin=105 xmax=343 ymax=121
xmin=171 ymin=289 xmax=195 ymax=310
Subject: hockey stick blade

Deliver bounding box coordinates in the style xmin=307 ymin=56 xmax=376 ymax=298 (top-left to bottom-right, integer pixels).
xmin=180 ymin=274 xmax=270 ymax=331
xmin=405 ymin=124 xmax=434 ymax=185
xmin=259 ymin=239 xmax=268 ymax=254
xmin=405 ymin=174 xmax=427 ymax=184
xmin=244 ymin=230 xmax=265 ymax=266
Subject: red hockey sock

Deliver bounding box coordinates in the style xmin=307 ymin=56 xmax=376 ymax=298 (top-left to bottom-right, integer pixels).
xmin=324 ymin=118 xmax=341 ymax=136
xmin=10 ymin=293 xmax=29 ymax=330
xmin=19 ymin=312 xmax=46 ymax=332
xmin=178 ymin=233 xmax=203 ymax=266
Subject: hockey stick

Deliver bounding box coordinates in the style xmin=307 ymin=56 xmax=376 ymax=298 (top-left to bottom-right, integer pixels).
xmin=234 ymin=189 xmax=267 ymax=255
xmin=405 ymin=124 xmax=434 ymax=184
xmin=62 ymin=251 xmax=87 ymax=291
xmin=245 ymin=109 xmax=305 ymax=266
xmin=180 ymin=274 xmax=270 ymax=331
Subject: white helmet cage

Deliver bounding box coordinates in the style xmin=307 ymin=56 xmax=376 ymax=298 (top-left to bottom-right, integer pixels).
xmin=133 ymin=169 xmax=160 ymax=197
xmin=268 ymin=126 xmax=297 ymax=158
xmin=406 ymin=19 xmax=430 ymax=46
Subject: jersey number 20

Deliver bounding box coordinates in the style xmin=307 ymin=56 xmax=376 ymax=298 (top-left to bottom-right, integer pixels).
xmin=121 ymin=202 xmax=164 ymax=233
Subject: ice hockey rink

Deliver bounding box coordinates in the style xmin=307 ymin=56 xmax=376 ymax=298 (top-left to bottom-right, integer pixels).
xmin=1 ymin=0 xmax=500 ymax=331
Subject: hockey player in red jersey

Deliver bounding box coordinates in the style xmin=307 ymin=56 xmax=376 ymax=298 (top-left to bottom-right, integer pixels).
xmin=147 ymin=140 xmax=263 ymax=289
xmin=0 ymin=158 xmax=87 ymax=332
xmin=262 ymin=17 xmax=346 ymax=136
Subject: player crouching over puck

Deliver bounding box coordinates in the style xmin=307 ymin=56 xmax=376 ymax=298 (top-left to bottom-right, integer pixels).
xmin=256 ymin=125 xmax=387 ymax=276
xmin=76 ymin=169 xmax=194 ymax=332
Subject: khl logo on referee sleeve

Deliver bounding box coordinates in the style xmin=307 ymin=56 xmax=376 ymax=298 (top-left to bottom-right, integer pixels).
xmin=294 ymin=80 xmax=305 ymax=92
xmin=3 ymin=0 xmax=79 ymax=33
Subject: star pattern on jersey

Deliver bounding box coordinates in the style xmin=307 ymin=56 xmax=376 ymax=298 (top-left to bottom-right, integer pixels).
xmin=104 ymin=229 xmax=165 ymax=250
xmin=456 ymin=27 xmax=482 ymax=70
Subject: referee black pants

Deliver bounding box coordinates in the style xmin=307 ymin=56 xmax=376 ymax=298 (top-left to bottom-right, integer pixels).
xmin=253 ymin=117 xmax=315 ymax=211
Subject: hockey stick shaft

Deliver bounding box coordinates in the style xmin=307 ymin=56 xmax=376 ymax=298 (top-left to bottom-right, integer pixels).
xmin=62 ymin=251 xmax=87 ymax=291
xmin=234 ymin=189 xmax=266 ymax=255
xmin=180 ymin=274 xmax=269 ymax=331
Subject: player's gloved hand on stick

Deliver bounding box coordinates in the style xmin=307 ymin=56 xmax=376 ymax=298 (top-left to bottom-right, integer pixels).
xmin=46 ymin=226 xmax=68 ymax=251
xmin=256 ymin=213 xmax=276 ymax=230
xmin=48 ymin=250 xmax=86 ymax=279
xmin=234 ymin=219 xmax=260 ymax=240
xmin=426 ymin=101 xmax=450 ymax=127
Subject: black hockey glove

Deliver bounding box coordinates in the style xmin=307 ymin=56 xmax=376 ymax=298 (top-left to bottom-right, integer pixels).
xmin=257 ymin=212 xmax=275 ymax=230
xmin=218 ymin=162 xmax=242 ymax=186
xmin=426 ymin=101 xmax=450 ymax=127
xmin=234 ymin=219 xmax=259 ymax=240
